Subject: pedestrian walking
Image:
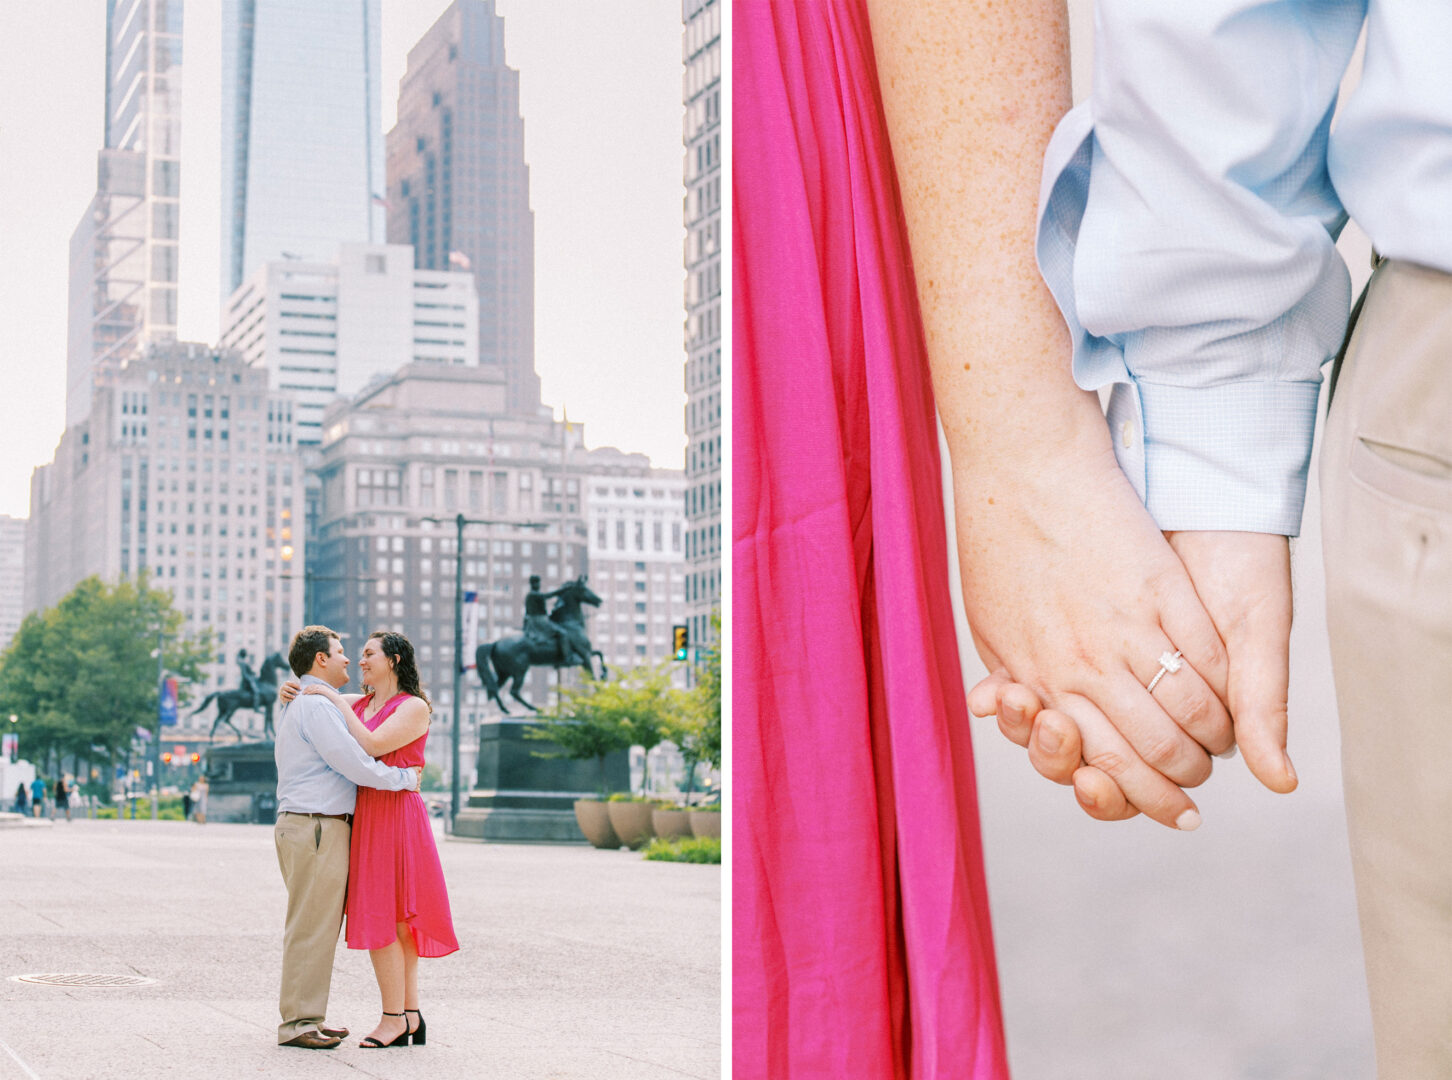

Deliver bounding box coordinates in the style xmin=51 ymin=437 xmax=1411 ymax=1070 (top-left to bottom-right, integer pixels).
xmin=29 ymin=776 xmax=45 ymax=819
xmin=194 ymin=778 xmax=208 ymax=825
xmin=182 ymin=787 xmax=193 ymax=821
xmin=13 ymin=781 xmax=27 ymax=815
xmin=53 ymin=777 xmax=69 ymax=821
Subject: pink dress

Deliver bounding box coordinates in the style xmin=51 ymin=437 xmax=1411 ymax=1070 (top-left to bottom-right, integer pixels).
xmin=346 ymin=693 xmax=458 ymax=957
xmin=734 ymin=4 xmax=1010 ymax=1078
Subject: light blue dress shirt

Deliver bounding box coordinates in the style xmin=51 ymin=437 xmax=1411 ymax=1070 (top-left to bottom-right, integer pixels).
xmin=1036 ymin=1 xmax=1452 ymax=535
xmin=273 ymin=674 xmax=413 ymax=815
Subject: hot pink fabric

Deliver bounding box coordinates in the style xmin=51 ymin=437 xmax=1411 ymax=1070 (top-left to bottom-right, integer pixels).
xmin=732 ymin=4 xmax=1010 ymax=1078
xmin=346 ymin=693 xmax=458 ymax=957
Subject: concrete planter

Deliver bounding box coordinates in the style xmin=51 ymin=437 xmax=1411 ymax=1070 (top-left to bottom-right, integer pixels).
xmin=607 ymin=801 xmax=656 ymax=850
xmin=652 ymin=808 xmax=693 ymax=840
xmin=689 ymin=810 xmax=721 ymax=839
xmin=573 ymin=800 xmax=621 ymax=849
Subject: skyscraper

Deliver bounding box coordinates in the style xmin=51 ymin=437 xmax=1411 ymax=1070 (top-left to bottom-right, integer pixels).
xmin=386 ymin=0 xmax=540 ymax=417
xmin=220 ymin=0 xmax=385 ymax=301
xmin=682 ymin=0 xmax=721 ymax=650
xmin=66 ymin=0 xmax=184 ymax=427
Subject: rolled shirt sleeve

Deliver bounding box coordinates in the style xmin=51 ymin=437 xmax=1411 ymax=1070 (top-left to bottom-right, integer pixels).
xmin=1035 ymin=1 xmax=1366 ymax=535
xmin=302 ymin=699 xmax=414 ymax=792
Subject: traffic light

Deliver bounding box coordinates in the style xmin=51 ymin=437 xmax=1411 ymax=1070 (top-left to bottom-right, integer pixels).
xmin=190 ymin=753 xmax=201 ymax=764
xmin=672 ymin=624 xmax=689 ymax=661
xmin=161 ymin=752 xmax=173 ymax=765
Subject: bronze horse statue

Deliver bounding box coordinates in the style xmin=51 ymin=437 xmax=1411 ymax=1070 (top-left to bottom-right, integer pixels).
xmin=189 ymin=651 xmax=291 ymax=741
xmin=476 ymin=577 xmax=606 ymax=713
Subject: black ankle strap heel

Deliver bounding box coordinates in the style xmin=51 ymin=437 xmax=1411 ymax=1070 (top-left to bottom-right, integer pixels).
xmin=405 ymin=1008 xmax=427 ymax=1046
xmin=360 ymin=1012 xmax=411 ymax=1048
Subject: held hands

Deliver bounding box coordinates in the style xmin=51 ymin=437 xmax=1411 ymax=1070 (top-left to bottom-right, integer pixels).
xmin=954 ymin=439 xmax=1235 ymax=830
xmin=971 ymin=528 xmax=1296 ymax=825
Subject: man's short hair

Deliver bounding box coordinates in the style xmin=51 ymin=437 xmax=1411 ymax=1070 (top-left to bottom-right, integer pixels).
xmin=288 ymin=626 xmax=340 ymax=676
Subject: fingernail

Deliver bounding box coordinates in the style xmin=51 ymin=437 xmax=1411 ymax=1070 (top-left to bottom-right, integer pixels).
xmin=1036 ymin=725 xmax=1062 ymax=755
xmin=1175 ymin=808 xmax=1202 ymax=831
xmin=1284 ymin=756 xmax=1298 ymax=784
xmin=1215 ymin=744 xmax=1238 ymax=760
xmin=1075 ymin=785 xmax=1097 ymax=810
xmin=1004 ymin=705 xmax=1023 ymax=726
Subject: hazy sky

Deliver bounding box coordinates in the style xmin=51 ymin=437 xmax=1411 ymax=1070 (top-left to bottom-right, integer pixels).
xmin=0 ymin=0 xmax=689 ymax=520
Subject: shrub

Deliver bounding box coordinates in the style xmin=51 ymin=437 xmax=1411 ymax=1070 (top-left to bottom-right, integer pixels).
xmin=643 ymin=836 xmax=721 ymax=864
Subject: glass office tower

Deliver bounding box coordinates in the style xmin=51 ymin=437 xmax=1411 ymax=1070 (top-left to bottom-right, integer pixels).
xmin=221 ymin=0 xmax=385 ymax=302
xmin=66 ymin=0 xmax=184 ymax=427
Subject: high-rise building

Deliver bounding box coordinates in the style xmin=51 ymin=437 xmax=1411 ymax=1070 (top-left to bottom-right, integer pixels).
xmin=682 ymin=0 xmax=722 ymax=650
xmin=220 ymin=0 xmax=385 ymax=301
xmin=386 ymin=0 xmax=540 ymax=416
xmin=219 ymin=242 xmax=478 ymax=446
xmin=0 ymin=516 xmax=26 ymax=655
xmin=581 ymin=448 xmax=687 ymax=675
xmin=26 ymin=344 xmax=306 ymax=731
xmin=67 ymin=0 xmax=184 ymax=427
xmin=310 ymin=362 xmax=588 ymax=788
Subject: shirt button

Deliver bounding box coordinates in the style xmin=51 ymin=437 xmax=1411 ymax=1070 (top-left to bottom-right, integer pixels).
xmin=1120 ymin=420 xmax=1135 ymax=449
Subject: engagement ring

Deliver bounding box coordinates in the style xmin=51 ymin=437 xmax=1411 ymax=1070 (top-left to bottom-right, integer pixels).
xmin=1146 ymin=650 xmax=1183 ymax=694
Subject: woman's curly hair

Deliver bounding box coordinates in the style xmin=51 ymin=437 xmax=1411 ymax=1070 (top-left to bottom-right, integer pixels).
xmin=366 ymin=629 xmax=432 ymax=712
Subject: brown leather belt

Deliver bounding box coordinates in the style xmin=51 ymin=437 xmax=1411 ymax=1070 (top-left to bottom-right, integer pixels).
xmin=281 ymin=811 xmax=353 ymax=824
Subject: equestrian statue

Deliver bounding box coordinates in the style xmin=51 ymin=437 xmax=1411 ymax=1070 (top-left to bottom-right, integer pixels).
xmin=189 ymin=649 xmax=291 ymax=741
xmin=475 ymin=575 xmax=606 ymax=713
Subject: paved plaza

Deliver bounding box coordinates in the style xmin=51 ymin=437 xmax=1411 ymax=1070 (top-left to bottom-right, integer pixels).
xmin=0 ymin=820 xmax=720 ymax=1080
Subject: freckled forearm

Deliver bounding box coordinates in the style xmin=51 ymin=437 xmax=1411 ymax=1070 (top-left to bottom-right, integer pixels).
xmin=867 ymin=0 xmax=1105 ymax=466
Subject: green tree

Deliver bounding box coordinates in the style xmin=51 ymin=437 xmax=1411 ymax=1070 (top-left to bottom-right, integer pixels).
xmin=529 ymin=663 xmax=683 ymax=796
xmin=0 ymin=574 xmax=213 ymax=773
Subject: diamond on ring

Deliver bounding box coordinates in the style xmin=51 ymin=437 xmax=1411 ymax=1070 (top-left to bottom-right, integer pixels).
xmin=1146 ymin=650 xmax=1184 ymax=694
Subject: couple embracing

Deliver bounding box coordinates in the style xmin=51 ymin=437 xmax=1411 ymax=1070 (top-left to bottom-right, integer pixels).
xmin=272 ymin=625 xmax=457 ymax=1050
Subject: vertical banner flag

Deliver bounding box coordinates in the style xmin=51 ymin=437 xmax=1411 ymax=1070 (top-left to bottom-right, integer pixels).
xmin=2 ymin=732 xmax=17 ymax=761
xmin=461 ymin=590 xmax=479 ymax=672
xmin=159 ymin=677 xmax=178 ymax=727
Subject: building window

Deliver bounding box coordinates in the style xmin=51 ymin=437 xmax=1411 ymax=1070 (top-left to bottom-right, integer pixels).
xmin=366 ymin=253 xmax=387 ymax=274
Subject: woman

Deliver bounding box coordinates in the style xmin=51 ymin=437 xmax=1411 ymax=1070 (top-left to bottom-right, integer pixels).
xmin=282 ymin=630 xmax=457 ymax=1048
xmin=52 ymin=775 xmax=68 ymax=822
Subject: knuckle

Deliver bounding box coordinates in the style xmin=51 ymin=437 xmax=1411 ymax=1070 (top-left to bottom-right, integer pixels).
xmin=1137 ymin=732 xmax=1186 ymax=772
xmin=1083 ymin=746 xmax=1131 ymax=778
xmin=1175 ymin=691 xmax=1216 ymax=733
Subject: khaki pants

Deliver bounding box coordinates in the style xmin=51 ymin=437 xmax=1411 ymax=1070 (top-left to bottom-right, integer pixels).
xmin=1321 ymin=259 xmax=1452 ymax=1078
xmin=274 ymin=813 xmax=351 ymax=1043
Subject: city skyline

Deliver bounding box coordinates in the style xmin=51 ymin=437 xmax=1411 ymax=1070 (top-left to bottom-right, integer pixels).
xmin=0 ymin=1 xmax=688 ymax=521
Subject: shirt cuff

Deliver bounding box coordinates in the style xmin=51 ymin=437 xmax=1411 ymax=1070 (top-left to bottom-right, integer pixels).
xmin=1130 ymin=379 xmax=1320 ymax=535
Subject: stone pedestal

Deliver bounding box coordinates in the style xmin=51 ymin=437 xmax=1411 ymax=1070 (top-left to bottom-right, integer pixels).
xmin=452 ymin=719 xmax=628 ymax=843
xmin=204 ymin=741 xmax=278 ymax=824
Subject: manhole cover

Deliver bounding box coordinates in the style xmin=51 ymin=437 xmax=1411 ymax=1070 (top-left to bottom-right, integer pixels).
xmin=12 ymin=973 xmax=155 ymax=987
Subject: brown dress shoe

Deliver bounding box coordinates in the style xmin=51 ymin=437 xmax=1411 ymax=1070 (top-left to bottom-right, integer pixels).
xmin=280 ymin=1030 xmax=342 ymax=1049
xmin=319 ymin=1025 xmax=350 ymax=1039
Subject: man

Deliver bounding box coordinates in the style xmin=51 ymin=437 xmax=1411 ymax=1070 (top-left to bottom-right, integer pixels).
xmin=522 ymin=575 xmax=570 ymax=659
xmin=1018 ymin=5 xmax=1449 ymax=1073
xmin=272 ymin=625 xmax=421 ymax=1050
xmin=236 ymin=648 xmax=262 ymax=707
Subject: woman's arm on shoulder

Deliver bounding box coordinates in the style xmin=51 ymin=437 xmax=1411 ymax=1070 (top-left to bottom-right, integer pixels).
xmin=351 ymin=697 xmax=431 ymax=759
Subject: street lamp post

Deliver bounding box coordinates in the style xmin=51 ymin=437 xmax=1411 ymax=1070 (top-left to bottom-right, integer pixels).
xmin=151 ymin=626 xmax=166 ymax=821
xmin=424 ymin=513 xmax=548 ymax=831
